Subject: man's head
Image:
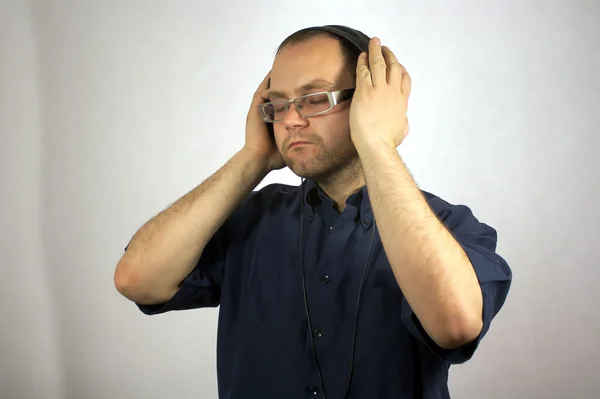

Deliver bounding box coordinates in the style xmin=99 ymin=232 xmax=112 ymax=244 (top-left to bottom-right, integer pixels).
xmin=267 ymin=29 xmax=365 ymax=181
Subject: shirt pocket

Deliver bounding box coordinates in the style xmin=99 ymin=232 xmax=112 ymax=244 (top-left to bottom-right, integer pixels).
xmin=365 ymin=251 xmax=397 ymax=288
xmin=360 ymin=250 xmax=404 ymax=323
xmin=359 ymin=285 xmax=403 ymax=328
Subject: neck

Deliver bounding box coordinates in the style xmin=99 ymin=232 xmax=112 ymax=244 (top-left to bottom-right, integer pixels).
xmin=315 ymin=159 xmax=365 ymax=212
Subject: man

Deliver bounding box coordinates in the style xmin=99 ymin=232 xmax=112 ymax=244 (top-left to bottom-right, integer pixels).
xmin=114 ymin=25 xmax=512 ymax=399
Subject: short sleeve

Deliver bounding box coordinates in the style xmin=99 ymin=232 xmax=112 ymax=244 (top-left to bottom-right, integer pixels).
xmin=134 ymin=223 xmax=229 ymax=315
xmin=401 ymin=197 xmax=513 ymax=364
xmin=126 ymin=190 xmax=260 ymax=315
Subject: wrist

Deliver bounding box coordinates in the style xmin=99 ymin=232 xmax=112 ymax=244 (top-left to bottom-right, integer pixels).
xmin=237 ymin=147 xmax=272 ymax=179
xmin=353 ymin=136 xmax=397 ymax=159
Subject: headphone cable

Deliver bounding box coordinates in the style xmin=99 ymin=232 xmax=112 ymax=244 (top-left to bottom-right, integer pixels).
xmin=299 ymin=178 xmax=377 ymax=399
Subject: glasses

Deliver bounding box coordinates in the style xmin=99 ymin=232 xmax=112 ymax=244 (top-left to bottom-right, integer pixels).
xmin=260 ymin=88 xmax=355 ymax=123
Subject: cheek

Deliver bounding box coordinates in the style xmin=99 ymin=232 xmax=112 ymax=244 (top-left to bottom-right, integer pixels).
xmin=324 ymin=114 xmax=352 ymax=142
xmin=272 ymin=126 xmax=287 ymax=148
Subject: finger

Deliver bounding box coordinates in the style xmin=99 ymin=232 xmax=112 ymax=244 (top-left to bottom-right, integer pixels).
xmin=356 ymin=52 xmax=372 ymax=89
xmin=248 ymin=72 xmax=271 ymax=118
xmin=253 ymin=88 xmax=270 ymax=105
xmin=368 ymin=37 xmax=387 ymax=87
xmin=400 ymin=64 xmax=412 ymax=97
xmin=258 ymin=89 xmax=270 ymax=103
xmin=381 ymin=46 xmax=402 ymax=88
xmin=257 ymin=71 xmax=271 ymax=92
xmin=253 ymin=72 xmax=272 ymax=104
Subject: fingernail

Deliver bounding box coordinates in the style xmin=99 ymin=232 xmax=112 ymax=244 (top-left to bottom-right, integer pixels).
xmin=373 ymin=37 xmax=381 ymax=45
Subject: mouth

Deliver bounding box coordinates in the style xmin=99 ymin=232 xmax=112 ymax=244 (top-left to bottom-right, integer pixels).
xmin=288 ymin=141 xmax=312 ymax=150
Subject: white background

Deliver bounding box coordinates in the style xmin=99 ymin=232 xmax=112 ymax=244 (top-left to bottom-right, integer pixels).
xmin=2 ymin=0 xmax=599 ymax=398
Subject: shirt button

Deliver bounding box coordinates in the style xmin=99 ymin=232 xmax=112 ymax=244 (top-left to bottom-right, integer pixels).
xmin=364 ymin=218 xmax=371 ymax=225
xmin=321 ymin=275 xmax=330 ymax=284
xmin=313 ymin=328 xmax=324 ymax=339
xmin=329 ymin=226 xmax=333 ymax=231
xmin=307 ymin=386 xmax=319 ymax=396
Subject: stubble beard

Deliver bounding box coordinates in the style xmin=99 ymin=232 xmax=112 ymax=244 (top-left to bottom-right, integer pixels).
xmin=284 ymin=141 xmax=361 ymax=182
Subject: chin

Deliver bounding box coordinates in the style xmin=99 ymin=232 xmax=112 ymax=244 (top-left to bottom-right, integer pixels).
xmin=288 ymin=163 xmax=332 ymax=180
xmin=286 ymin=161 xmax=318 ymax=178
xmin=284 ymin=151 xmax=352 ymax=180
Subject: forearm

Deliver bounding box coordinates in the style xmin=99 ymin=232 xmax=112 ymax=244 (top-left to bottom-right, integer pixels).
xmin=115 ymin=148 xmax=269 ymax=303
xmin=357 ymin=142 xmax=483 ymax=348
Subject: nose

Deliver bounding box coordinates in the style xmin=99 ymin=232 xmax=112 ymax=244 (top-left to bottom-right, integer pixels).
xmin=282 ymin=103 xmax=309 ymax=129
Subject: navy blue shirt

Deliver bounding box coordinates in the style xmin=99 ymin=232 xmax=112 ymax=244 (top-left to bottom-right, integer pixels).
xmin=135 ymin=179 xmax=512 ymax=398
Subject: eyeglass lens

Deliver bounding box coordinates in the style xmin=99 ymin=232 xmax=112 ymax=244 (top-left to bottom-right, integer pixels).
xmin=262 ymin=93 xmax=331 ymax=121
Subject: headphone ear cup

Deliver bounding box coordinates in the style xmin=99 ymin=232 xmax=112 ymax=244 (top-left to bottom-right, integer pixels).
xmin=267 ymin=123 xmax=274 ymax=139
xmin=265 ymin=77 xmax=275 ymax=139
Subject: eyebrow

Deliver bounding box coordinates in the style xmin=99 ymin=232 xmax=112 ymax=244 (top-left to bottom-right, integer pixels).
xmin=267 ymin=79 xmax=337 ymax=100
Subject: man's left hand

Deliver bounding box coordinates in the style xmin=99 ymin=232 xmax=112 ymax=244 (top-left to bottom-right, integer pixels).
xmin=349 ymin=37 xmax=411 ymax=150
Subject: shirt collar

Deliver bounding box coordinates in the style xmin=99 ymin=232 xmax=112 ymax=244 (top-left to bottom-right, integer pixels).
xmin=302 ymin=178 xmax=374 ymax=229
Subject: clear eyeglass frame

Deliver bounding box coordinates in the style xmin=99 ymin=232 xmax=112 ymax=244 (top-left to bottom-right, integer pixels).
xmin=260 ymin=88 xmax=355 ymax=123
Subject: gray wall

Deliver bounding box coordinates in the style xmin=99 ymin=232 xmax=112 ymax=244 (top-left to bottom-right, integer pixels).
xmin=1 ymin=0 xmax=598 ymax=398
xmin=1 ymin=1 xmax=64 ymax=398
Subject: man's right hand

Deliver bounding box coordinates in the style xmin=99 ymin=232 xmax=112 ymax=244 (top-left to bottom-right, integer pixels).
xmin=243 ymin=71 xmax=286 ymax=172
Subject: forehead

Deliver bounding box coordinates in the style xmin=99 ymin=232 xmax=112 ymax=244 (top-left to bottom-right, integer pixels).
xmin=269 ymin=36 xmax=352 ymax=97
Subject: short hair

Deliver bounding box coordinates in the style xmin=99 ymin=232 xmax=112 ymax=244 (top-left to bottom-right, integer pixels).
xmin=276 ymin=29 xmax=362 ymax=79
